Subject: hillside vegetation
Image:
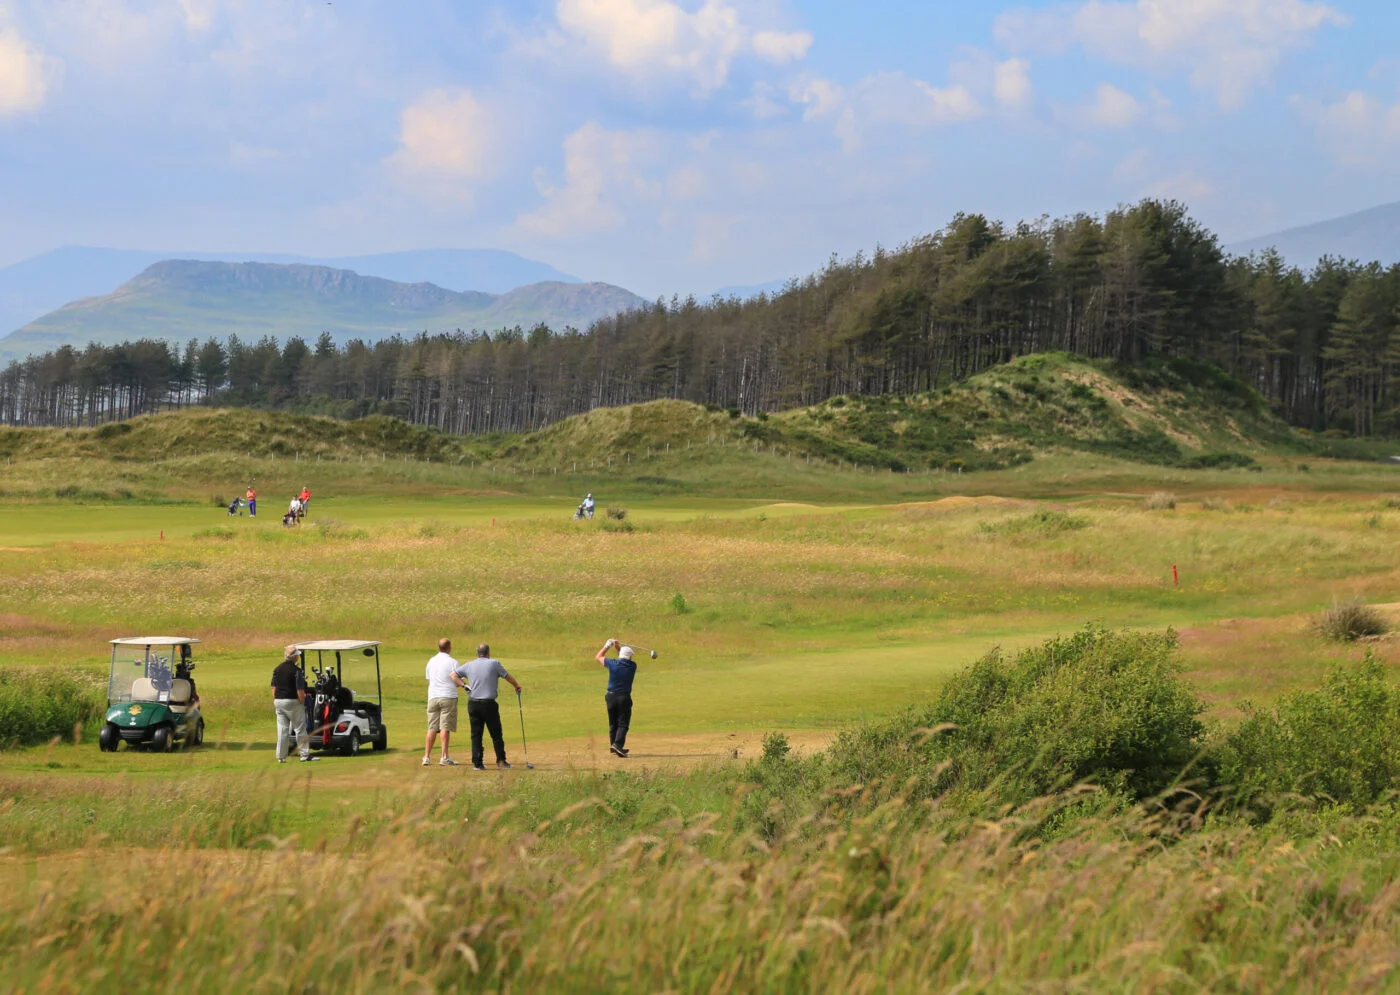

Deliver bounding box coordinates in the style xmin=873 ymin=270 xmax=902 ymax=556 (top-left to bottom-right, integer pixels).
xmin=0 ymin=354 xmax=1332 ymax=474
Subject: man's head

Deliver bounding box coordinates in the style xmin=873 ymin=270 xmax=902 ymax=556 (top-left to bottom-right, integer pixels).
xmin=283 ymin=645 xmax=299 ymax=663
xmin=478 ymin=643 xmax=490 ymax=658
xmin=619 ymin=646 xmax=635 ymax=661
xmin=438 ymin=638 xmax=451 ymax=654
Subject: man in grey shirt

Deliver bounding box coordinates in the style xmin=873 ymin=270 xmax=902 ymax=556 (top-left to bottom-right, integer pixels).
xmin=458 ymin=643 xmax=523 ymax=770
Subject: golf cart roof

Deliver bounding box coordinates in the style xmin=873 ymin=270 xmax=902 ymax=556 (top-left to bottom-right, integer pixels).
xmin=294 ymin=640 xmax=381 ymax=652
xmin=110 ymin=637 xmax=200 ymax=647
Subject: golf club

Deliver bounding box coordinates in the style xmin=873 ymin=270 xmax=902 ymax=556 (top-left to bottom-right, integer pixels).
xmin=515 ymin=689 xmax=535 ymax=768
xmin=618 ymin=640 xmax=660 ymax=660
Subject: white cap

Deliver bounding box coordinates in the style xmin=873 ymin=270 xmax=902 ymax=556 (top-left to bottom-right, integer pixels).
xmin=619 ymin=646 xmax=635 ymax=660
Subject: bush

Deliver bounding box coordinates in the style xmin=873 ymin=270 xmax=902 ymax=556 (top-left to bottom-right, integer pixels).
xmin=1217 ymin=656 xmax=1400 ymax=808
xmin=1144 ymin=492 xmax=1177 ymax=511
xmin=1319 ymin=598 xmax=1388 ymax=642
xmin=0 ymin=669 xmax=105 ymax=747
xmin=669 ymin=592 xmax=690 ymax=615
xmin=1183 ymin=452 xmax=1256 ymax=470
xmin=1201 ymin=496 xmax=1232 ymax=512
xmin=606 ymin=506 xmax=628 ymax=520
xmin=827 ymin=626 xmax=1206 ymax=809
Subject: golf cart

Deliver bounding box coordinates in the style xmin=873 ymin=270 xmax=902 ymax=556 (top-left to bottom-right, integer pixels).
xmin=98 ymin=637 xmax=205 ymax=752
xmin=295 ymin=640 xmax=387 ymax=756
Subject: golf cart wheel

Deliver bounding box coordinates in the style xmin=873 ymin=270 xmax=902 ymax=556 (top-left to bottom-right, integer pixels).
xmin=190 ymin=719 xmax=205 ymax=748
xmin=151 ymin=726 xmax=172 ymax=753
xmin=99 ymin=723 xmax=120 ymax=752
xmin=373 ymin=725 xmax=387 ymax=751
xmin=345 ymin=729 xmax=361 ymax=757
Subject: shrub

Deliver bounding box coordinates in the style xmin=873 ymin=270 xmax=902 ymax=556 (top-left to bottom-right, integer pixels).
xmin=606 ymin=506 xmax=627 ymax=520
xmin=1144 ymin=492 xmax=1177 ymax=511
xmin=669 ymin=592 xmax=690 ymax=615
xmin=1319 ymin=598 xmax=1388 ymax=642
xmin=827 ymin=626 xmax=1206 ymax=809
xmin=1217 ymin=656 xmax=1400 ymax=808
xmin=1183 ymin=452 xmax=1256 ymax=470
xmin=0 ymin=669 xmax=105 ymax=747
xmin=1201 ymin=496 xmax=1232 ymax=512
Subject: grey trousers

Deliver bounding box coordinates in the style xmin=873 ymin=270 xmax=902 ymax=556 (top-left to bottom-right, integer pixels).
xmin=275 ymin=699 xmax=309 ymax=760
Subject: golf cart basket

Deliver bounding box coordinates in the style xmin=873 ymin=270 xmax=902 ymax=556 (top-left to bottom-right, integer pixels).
xmin=293 ymin=640 xmax=387 ymax=755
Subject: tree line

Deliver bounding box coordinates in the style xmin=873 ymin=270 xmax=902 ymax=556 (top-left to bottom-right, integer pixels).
xmin=3 ymin=199 xmax=1399 ymax=436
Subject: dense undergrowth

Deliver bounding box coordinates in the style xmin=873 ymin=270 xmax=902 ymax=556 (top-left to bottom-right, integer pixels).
xmin=0 ymin=668 xmax=103 ymax=747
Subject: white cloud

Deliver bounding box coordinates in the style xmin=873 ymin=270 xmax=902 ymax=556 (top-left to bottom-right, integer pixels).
xmin=1145 ymin=170 xmax=1214 ymax=202
xmin=788 ymin=70 xmax=980 ymax=151
xmin=1087 ymin=83 xmax=1142 ymax=127
xmin=518 ymin=122 xmax=662 ymax=237
xmin=386 ymin=89 xmax=498 ymax=200
xmin=751 ymin=28 xmax=812 ymax=64
xmin=995 ymin=0 xmax=1346 ymax=109
xmin=1294 ymin=91 xmax=1400 ymax=167
xmin=554 ymin=0 xmax=811 ymax=93
xmin=993 ymin=58 xmax=1033 ymax=111
xmin=0 ymin=27 xmax=60 ymax=116
xmin=177 ymin=0 xmax=218 ymax=33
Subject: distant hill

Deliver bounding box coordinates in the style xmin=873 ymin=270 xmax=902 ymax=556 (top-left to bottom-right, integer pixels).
xmin=1228 ymin=202 xmax=1400 ymax=268
xmin=504 ymin=352 xmax=1301 ymax=471
xmin=0 ymin=260 xmax=644 ymax=359
xmin=0 ymin=246 xmax=581 ymax=340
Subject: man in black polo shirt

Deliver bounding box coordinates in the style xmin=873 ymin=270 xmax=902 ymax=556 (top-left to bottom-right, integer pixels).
xmin=272 ymin=646 xmax=319 ymax=764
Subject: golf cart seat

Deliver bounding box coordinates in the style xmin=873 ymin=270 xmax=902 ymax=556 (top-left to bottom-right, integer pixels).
xmin=168 ymin=679 xmax=193 ymax=714
xmin=131 ymin=677 xmax=159 ymax=702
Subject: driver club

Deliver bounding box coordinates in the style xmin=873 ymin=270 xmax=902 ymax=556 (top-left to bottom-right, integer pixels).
xmin=620 ymin=640 xmax=660 ymax=660
xmin=515 ymin=689 xmax=535 ymax=769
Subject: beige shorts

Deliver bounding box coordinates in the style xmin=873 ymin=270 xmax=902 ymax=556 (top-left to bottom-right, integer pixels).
xmin=427 ymin=696 xmax=459 ymax=733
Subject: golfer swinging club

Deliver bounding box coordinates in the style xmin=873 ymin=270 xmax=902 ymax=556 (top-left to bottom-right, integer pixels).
xmin=596 ymin=637 xmax=638 ymax=757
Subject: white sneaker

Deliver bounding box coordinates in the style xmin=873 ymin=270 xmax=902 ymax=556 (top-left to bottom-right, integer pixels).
xmin=439 ymin=757 xmax=459 ymax=766
xmin=421 ymin=756 xmax=431 ymax=766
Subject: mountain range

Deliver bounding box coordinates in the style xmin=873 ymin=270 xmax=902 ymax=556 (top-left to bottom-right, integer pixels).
xmin=0 ymin=246 xmax=582 ymax=342
xmin=0 ymin=260 xmax=646 ymax=360
xmin=1227 ymin=202 xmax=1400 ymax=268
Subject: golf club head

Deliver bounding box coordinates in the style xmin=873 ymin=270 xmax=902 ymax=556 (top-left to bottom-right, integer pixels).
xmin=525 ymin=762 xmax=536 ymax=769
xmin=649 ymin=650 xmax=659 ymax=659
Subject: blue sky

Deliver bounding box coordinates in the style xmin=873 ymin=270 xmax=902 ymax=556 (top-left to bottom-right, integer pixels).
xmin=0 ymin=0 xmax=1397 ymax=296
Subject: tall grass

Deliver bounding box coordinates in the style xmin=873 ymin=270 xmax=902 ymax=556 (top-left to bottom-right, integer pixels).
xmin=0 ymin=669 xmax=103 ymax=747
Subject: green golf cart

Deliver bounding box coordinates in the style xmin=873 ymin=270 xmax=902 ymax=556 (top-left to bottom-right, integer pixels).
xmin=98 ymin=636 xmax=205 ymax=752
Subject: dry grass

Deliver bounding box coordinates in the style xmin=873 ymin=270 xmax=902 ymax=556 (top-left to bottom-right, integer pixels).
xmin=1319 ymin=597 xmax=1390 ymax=642
xmin=1145 ymin=491 xmax=1177 ymax=510
xmin=6 ymin=787 xmax=1400 ymax=991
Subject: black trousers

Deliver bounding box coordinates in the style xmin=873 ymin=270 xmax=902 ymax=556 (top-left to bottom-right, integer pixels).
xmin=467 ymin=698 xmax=507 ymax=766
xmin=605 ymin=692 xmax=633 ymax=749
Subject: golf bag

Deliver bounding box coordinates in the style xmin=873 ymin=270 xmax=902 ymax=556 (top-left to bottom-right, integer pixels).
xmin=308 ymin=665 xmax=353 ymax=747
xmin=227 ymin=498 xmax=241 ymax=516
xmin=573 ymin=503 xmax=587 ymax=520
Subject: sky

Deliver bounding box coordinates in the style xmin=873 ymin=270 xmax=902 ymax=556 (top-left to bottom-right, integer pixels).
xmin=0 ymin=0 xmax=1398 ymax=297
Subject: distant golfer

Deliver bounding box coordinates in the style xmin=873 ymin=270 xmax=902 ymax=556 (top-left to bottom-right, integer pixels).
xmin=582 ymin=493 xmax=595 ymax=519
xmin=246 ymin=485 xmax=257 ymax=517
xmin=596 ymin=637 xmax=637 ymax=757
xmin=299 ymin=485 xmax=312 ymax=517
xmin=288 ymin=496 xmax=303 ymax=521
xmin=460 ymin=643 xmax=522 ymax=770
xmin=272 ymin=646 xmax=317 ymax=763
xmin=424 ymin=638 xmax=466 ymax=766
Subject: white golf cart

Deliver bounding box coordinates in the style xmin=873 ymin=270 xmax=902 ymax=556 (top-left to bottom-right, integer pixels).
xmin=294 ymin=640 xmax=387 ymax=756
xmin=98 ymin=636 xmax=204 ymax=752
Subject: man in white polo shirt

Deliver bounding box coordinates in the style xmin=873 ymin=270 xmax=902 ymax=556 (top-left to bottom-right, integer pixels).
xmin=423 ymin=637 xmax=466 ymax=767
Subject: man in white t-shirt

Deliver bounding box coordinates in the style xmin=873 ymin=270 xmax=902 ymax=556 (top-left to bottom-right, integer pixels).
xmin=423 ymin=638 xmax=466 ymax=767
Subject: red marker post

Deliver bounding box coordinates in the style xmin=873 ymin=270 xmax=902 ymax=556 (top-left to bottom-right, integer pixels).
xmin=1172 ymin=564 xmax=1179 ymax=589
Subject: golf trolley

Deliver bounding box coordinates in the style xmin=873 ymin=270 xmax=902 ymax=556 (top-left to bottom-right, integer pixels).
xmin=293 ymin=640 xmax=387 ymax=756
xmin=98 ymin=636 xmax=205 ymax=752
